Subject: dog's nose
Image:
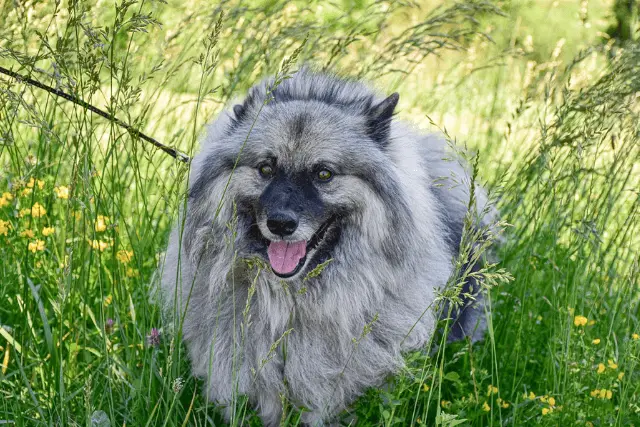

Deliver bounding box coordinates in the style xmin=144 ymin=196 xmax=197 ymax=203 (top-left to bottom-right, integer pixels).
xmin=267 ymin=212 xmax=298 ymax=236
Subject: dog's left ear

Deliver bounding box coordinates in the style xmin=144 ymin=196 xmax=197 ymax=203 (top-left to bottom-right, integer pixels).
xmin=366 ymin=92 xmax=399 ymax=145
xmin=233 ymin=104 xmax=246 ymax=121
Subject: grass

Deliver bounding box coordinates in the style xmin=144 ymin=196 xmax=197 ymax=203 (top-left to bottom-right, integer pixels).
xmin=0 ymin=0 xmax=639 ymax=425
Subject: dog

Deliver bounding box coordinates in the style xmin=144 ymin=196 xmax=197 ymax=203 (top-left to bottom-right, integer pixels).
xmin=161 ymin=68 xmax=494 ymax=426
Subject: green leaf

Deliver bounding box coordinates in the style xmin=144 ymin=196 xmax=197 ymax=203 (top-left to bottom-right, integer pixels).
xmin=435 ymin=412 xmax=467 ymax=427
xmin=444 ymin=371 xmax=460 ymax=382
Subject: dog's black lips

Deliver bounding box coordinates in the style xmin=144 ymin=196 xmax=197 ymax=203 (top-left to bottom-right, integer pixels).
xmin=306 ymin=215 xmax=336 ymax=252
xmin=246 ymin=215 xmax=338 ymax=279
xmin=272 ymin=215 xmax=338 ymax=278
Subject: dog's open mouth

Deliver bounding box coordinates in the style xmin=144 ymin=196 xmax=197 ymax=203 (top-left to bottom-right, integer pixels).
xmin=265 ymin=216 xmax=336 ymax=278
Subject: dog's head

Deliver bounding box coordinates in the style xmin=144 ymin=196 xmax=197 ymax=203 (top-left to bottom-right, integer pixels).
xmin=188 ymin=70 xmax=406 ymax=280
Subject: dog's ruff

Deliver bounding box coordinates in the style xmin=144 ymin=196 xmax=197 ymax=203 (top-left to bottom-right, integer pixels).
xmin=161 ymin=68 xmax=493 ymax=426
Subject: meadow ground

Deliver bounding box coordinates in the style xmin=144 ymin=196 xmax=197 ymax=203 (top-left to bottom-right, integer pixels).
xmin=0 ymin=0 xmax=639 ymax=425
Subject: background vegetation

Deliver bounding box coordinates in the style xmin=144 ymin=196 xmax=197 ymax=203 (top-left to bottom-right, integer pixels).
xmin=0 ymin=0 xmax=638 ymax=425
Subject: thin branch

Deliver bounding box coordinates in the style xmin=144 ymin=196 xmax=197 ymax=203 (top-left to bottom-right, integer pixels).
xmin=0 ymin=65 xmax=190 ymax=163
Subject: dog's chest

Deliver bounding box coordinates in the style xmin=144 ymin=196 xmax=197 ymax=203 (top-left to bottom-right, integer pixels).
xmin=250 ymin=284 xmax=366 ymax=384
xmin=248 ymin=282 xmax=295 ymax=377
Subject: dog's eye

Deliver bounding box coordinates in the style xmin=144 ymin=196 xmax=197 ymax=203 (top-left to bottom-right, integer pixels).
xmin=317 ymin=169 xmax=333 ymax=181
xmin=259 ymin=164 xmax=274 ymax=177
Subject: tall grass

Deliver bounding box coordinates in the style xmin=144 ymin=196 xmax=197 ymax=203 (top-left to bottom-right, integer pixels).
xmin=0 ymin=0 xmax=638 ymax=425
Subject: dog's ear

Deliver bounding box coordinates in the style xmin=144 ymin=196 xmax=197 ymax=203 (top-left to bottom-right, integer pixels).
xmin=233 ymin=104 xmax=245 ymax=121
xmin=366 ymin=93 xmax=399 ymax=145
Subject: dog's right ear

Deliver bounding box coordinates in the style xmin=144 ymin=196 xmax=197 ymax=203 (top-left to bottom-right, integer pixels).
xmin=233 ymin=104 xmax=245 ymax=121
xmin=366 ymin=92 xmax=399 ymax=145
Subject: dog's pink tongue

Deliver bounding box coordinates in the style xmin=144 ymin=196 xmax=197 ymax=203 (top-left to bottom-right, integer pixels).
xmin=267 ymin=240 xmax=307 ymax=275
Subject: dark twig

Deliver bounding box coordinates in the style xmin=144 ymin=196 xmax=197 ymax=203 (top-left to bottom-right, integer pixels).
xmin=0 ymin=65 xmax=191 ymax=163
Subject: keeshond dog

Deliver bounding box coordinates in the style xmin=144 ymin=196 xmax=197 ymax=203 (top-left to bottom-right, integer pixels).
xmin=161 ymin=68 xmax=493 ymax=426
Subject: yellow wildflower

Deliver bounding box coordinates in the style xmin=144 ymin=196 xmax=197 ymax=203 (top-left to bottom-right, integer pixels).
xmin=126 ymin=267 xmax=139 ymax=278
xmin=586 ymin=422 xmax=594 ymax=427
xmin=608 ymin=359 xmax=618 ymax=370
xmin=482 ymin=401 xmax=490 ymax=412
xmin=42 ymin=227 xmax=55 ymax=236
xmin=540 ymin=395 xmax=548 ymax=403
xmin=597 ymin=363 xmax=606 ymax=374
xmin=19 ymin=208 xmax=30 ymax=217
xmin=21 ymin=188 xmax=33 ymax=197
xmin=542 ymin=407 xmax=551 ymax=415
xmin=487 ymin=384 xmax=498 ymax=396
xmin=54 ymin=186 xmax=70 ymax=199
xmin=73 ymin=210 xmax=81 ymax=220
xmin=441 ymin=400 xmax=451 ymax=408
xmin=592 ymin=338 xmax=600 ymax=345
xmin=590 ymin=389 xmax=599 ymax=397
xmin=104 ymin=294 xmax=113 ymax=307
xmin=501 ymin=401 xmax=510 ymax=409
xmin=90 ymin=239 xmax=110 ymax=251
xmin=548 ymin=397 xmax=556 ymax=406
xmin=116 ymin=250 xmax=134 ymax=263
xmin=618 ymin=372 xmax=625 ymax=380
xmin=632 ymin=333 xmax=639 ymax=341
xmin=606 ymin=390 xmax=612 ymax=400
xmin=31 ymin=202 xmax=46 ymax=218
xmin=28 ymin=239 xmax=45 ymax=253
xmin=0 ymin=220 xmax=10 ymax=236
xmin=20 ymin=229 xmax=35 ymax=238
xmin=26 ymin=178 xmax=44 ymax=189
xmin=95 ymin=215 xmax=109 ymax=232
xmin=422 ymin=384 xmax=429 ymax=392
xmin=588 ymin=320 xmax=596 ymax=326
xmin=574 ymin=315 xmax=588 ymax=327
xmin=0 ymin=192 xmax=13 ymax=207
xmin=528 ymin=391 xmax=536 ymax=400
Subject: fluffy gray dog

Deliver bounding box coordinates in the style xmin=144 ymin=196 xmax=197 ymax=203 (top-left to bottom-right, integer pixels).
xmin=161 ymin=68 xmax=492 ymax=426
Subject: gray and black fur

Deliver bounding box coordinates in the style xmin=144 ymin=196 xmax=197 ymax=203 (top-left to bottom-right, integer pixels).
xmin=161 ymin=69 xmax=495 ymax=426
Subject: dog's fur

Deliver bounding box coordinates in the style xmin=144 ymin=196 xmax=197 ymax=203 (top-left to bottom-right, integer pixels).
xmin=161 ymin=69 xmax=492 ymax=426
